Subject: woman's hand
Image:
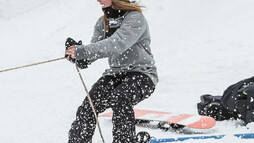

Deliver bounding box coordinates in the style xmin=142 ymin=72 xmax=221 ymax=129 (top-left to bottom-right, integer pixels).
xmin=65 ymin=46 xmax=76 ymax=59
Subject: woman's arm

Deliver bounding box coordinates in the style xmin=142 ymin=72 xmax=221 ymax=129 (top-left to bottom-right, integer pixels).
xmin=90 ymin=17 xmax=104 ymax=44
xmin=75 ymin=11 xmax=147 ymax=61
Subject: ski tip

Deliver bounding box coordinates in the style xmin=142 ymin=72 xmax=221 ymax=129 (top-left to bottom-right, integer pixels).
xmin=186 ymin=116 xmax=216 ymax=129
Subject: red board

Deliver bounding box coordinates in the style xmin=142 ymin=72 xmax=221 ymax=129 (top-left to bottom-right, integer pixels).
xmin=100 ymin=109 xmax=216 ymax=129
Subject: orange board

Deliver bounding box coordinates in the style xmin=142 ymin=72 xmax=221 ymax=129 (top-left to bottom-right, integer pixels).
xmin=100 ymin=109 xmax=216 ymax=129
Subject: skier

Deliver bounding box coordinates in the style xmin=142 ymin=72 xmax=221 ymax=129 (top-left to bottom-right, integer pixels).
xmin=65 ymin=0 xmax=158 ymax=142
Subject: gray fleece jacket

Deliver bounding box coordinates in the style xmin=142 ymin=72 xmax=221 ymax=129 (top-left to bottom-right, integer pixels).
xmin=75 ymin=11 xmax=158 ymax=85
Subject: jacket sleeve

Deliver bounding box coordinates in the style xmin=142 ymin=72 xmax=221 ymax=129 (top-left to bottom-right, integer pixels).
xmin=75 ymin=11 xmax=147 ymax=61
xmin=90 ymin=17 xmax=104 ymax=44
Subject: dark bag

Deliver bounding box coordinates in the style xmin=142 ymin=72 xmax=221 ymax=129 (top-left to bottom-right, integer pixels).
xmin=197 ymin=76 xmax=254 ymax=124
xmin=197 ymin=94 xmax=237 ymax=121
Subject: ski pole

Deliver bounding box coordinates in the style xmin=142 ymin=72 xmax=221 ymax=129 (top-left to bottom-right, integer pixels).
xmin=0 ymin=57 xmax=66 ymax=73
xmin=74 ymin=61 xmax=106 ymax=143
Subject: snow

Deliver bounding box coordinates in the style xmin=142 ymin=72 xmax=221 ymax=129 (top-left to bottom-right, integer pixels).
xmin=0 ymin=0 xmax=254 ymax=142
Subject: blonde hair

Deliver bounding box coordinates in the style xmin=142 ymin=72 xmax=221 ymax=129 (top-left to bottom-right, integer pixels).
xmin=111 ymin=0 xmax=143 ymax=13
xmin=103 ymin=0 xmax=144 ymax=32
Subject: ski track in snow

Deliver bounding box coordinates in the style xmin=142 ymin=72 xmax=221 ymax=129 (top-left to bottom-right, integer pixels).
xmin=0 ymin=0 xmax=254 ymax=142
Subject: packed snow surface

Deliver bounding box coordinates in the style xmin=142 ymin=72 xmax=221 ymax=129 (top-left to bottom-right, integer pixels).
xmin=0 ymin=0 xmax=254 ymax=142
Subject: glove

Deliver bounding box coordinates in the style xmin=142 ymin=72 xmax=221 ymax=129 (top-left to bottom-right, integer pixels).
xmin=65 ymin=37 xmax=90 ymax=69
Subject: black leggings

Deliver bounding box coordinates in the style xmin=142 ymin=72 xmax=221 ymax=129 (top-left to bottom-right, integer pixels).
xmin=68 ymin=72 xmax=155 ymax=143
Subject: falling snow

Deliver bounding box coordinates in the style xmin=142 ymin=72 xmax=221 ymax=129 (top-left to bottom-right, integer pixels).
xmin=1 ymin=0 xmax=254 ymax=143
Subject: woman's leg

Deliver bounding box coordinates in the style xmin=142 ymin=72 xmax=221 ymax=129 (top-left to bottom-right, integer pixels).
xmin=68 ymin=76 xmax=116 ymax=143
xmin=110 ymin=72 xmax=155 ymax=143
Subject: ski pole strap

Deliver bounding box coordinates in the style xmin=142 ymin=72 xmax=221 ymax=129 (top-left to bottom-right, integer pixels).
xmin=0 ymin=57 xmax=66 ymax=73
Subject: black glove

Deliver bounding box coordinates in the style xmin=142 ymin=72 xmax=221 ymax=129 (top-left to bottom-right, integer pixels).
xmin=65 ymin=37 xmax=90 ymax=69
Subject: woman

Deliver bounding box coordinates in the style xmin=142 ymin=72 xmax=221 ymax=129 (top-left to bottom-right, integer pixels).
xmin=65 ymin=0 xmax=158 ymax=142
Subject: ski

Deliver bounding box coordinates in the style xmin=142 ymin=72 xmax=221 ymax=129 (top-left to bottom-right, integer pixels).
xmin=149 ymin=132 xmax=254 ymax=143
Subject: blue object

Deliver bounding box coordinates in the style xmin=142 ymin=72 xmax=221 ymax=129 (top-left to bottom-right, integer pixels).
xmin=150 ymin=133 xmax=254 ymax=143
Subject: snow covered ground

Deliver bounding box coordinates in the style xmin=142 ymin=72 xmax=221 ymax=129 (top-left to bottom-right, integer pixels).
xmin=1 ymin=0 xmax=254 ymax=142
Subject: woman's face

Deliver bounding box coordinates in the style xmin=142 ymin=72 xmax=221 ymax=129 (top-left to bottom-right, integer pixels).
xmin=97 ymin=0 xmax=112 ymax=8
